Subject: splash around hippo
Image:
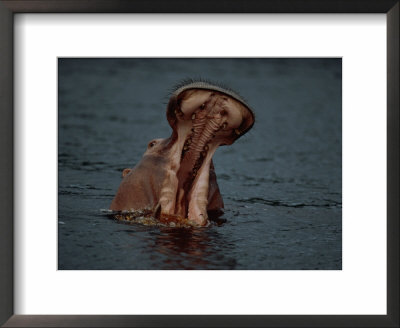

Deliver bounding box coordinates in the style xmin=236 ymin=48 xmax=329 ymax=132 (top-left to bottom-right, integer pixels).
xmin=110 ymin=80 xmax=255 ymax=226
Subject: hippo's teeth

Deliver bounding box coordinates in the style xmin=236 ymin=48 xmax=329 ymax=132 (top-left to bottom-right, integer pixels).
xmin=222 ymin=122 xmax=227 ymax=130
xmin=204 ymin=145 xmax=209 ymax=151
xmin=191 ymin=113 xmax=196 ymax=120
xmin=235 ymin=128 xmax=241 ymax=135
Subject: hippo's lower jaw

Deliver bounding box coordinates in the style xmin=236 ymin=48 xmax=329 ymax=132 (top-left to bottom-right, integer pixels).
xmin=158 ymin=89 xmax=253 ymax=226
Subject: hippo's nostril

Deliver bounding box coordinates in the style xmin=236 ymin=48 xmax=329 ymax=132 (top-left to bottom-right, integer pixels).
xmin=175 ymin=108 xmax=184 ymax=119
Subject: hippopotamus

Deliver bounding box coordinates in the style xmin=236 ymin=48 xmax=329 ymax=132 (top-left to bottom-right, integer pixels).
xmin=110 ymin=80 xmax=254 ymax=226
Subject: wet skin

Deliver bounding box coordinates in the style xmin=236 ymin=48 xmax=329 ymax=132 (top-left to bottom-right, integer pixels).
xmin=110 ymin=81 xmax=254 ymax=226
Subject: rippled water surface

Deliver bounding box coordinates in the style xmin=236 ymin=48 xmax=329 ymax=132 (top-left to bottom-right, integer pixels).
xmin=58 ymin=58 xmax=342 ymax=270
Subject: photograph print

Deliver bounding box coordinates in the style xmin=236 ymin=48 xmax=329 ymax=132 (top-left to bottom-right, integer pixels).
xmin=58 ymin=58 xmax=342 ymax=270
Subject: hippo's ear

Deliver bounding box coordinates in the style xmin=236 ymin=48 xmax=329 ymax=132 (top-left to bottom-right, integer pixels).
xmin=122 ymin=168 xmax=132 ymax=178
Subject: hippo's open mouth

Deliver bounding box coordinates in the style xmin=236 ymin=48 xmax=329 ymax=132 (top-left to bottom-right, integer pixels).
xmin=109 ymin=80 xmax=254 ymax=227
xmin=158 ymin=82 xmax=254 ymax=226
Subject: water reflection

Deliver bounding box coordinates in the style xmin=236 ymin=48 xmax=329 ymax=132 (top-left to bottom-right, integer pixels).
xmin=151 ymin=227 xmax=234 ymax=269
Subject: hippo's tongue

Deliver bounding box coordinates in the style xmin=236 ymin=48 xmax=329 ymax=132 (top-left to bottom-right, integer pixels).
xmin=158 ymin=86 xmax=254 ymax=226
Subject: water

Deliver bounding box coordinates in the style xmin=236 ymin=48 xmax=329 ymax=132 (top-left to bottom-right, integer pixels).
xmin=58 ymin=58 xmax=342 ymax=270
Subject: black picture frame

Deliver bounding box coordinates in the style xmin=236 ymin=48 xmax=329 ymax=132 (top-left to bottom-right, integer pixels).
xmin=0 ymin=1 xmax=398 ymax=327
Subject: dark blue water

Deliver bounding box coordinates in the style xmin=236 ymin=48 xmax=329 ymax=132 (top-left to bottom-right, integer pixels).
xmin=58 ymin=58 xmax=342 ymax=270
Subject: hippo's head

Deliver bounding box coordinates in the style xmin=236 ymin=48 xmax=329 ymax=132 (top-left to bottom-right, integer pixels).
xmin=110 ymin=80 xmax=254 ymax=227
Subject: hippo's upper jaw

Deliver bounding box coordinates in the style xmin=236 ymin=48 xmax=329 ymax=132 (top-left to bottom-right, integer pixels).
xmin=158 ymin=82 xmax=254 ymax=226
